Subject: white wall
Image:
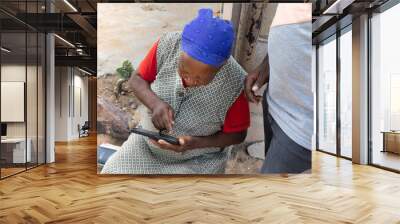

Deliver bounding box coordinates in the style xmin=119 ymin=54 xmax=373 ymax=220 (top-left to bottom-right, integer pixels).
xmin=222 ymin=3 xmax=233 ymax=20
xmin=1 ymin=65 xmax=26 ymax=140
xmin=1 ymin=65 xmax=37 ymax=138
xmin=71 ymin=73 xmax=89 ymax=138
xmin=55 ymin=67 xmax=89 ymax=141
xmin=1 ymin=63 xmax=46 ymax=164
xmin=1 ymin=66 xmax=25 ymax=126
xmin=1 ymin=82 xmax=25 ymax=122
xmin=55 ymin=66 xmax=68 ymax=141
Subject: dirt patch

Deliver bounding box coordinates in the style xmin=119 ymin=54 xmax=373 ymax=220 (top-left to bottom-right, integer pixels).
xmin=225 ymin=142 xmax=263 ymax=174
xmin=141 ymin=4 xmax=166 ymax=12
xmin=97 ymin=74 xmax=141 ymax=142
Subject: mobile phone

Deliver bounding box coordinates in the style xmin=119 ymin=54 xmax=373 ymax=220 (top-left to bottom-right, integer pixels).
xmin=130 ymin=127 xmax=180 ymax=145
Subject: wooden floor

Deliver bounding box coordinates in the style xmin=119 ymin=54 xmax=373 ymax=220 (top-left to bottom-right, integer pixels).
xmin=0 ymin=135 xmax=400 ymax=223
xmin=1 ymin=167 xmax=26 ymax=178
xmin=1 ymin=163 xmax=45 ymax=178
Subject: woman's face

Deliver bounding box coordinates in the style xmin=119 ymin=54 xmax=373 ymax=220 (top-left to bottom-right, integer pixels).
xmin=178 ymin=52 xmax=220 ymax=87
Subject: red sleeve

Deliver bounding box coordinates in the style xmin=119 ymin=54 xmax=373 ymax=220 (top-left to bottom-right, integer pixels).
xmin=222 ymin=91 xmax=250 ymax=133
xmin=137 ymin=40 xmax=159 ymax=83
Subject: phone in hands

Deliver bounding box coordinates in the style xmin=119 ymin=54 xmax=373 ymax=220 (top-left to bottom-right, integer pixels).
xmin=130 ymin=127 xmax=180 ymax=145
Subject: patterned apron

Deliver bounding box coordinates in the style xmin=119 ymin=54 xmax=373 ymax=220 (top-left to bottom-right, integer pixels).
xmin=101 ymin=32 xmax=246 ymax=174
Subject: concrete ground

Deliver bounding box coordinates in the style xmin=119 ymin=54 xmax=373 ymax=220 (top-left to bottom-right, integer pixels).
xmin=98 ymin=3 xmax=222 ymax=76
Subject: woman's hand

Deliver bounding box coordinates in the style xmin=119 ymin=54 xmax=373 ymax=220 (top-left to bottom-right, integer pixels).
xmin=150 ymin=136 xmax=198 ymax=153
xmin=129 ymin=74 xmax=175 ymax=131
xmin=149 ymin=130 xmax=247 ymax=153
xmin=151 ymin=100 xmax=175 ymax=131
xmin=244 ymin=71 xmax=263 ymax=103
xmin=244 ymin=54 xmax=269 ymax=103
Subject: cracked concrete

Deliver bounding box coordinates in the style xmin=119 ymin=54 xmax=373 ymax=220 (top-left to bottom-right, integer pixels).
xmin=98 ymin=3 xmax=222 ymax=76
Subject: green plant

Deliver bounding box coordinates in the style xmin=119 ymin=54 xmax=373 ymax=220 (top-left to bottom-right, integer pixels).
xmin=116 ymin=60 xmax=134 ymax=80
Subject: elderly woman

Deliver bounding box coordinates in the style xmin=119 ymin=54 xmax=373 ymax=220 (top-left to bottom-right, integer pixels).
xmin=101 ymin=8 xmax=250 ymax=174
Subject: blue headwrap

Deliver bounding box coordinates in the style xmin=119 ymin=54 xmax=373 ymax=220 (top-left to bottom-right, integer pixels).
xmin=181 ymin=8 xmax=234 ymax=68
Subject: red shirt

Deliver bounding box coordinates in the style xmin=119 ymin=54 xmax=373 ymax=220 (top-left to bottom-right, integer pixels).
xmin=138 ymin=40 xmax=250 ymax=133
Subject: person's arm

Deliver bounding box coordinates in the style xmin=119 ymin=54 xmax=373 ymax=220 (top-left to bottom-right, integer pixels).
xmin=128 ymin=73 xmax=158 ymax=112
xmin=150 ymin=130 xmax=247 ymax=153
xmin=128 ymin=39 xmax=174 ymax=131
xmin=244 ymin=54 xmax=270 ymax=103
xmin=152 ymin=91 xmax=250 ymax=152
xmin=128 ymin=73 xmax=174 ymax=131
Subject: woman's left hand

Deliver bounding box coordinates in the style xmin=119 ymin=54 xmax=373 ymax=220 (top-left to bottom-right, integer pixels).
xmin=150 ymin=136 xmax=199 ymax=153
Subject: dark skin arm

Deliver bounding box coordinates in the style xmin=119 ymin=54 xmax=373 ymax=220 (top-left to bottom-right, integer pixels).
xmin=244 ymin=54 xmax=270 ymax=103
xmin=150 ymin=130 xmax=247 ymax=153
xmin=129 ymin=71 xmax=248 ymax=152
xmin=128 ymin=71 xmax=174 ymax=131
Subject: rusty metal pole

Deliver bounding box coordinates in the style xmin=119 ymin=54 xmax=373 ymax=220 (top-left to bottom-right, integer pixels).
xmin=234 ymin=3 xmax=264 ymax=70
xmin=229 ymin=3 xmax=278 ymax=159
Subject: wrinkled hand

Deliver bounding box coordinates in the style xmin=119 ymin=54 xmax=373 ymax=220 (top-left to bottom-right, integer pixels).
xmin=151 ymin=100 xmax=174 ymax=131
xmin=244 ymin=71 xmax=264 ymax=104
xmin=150 ymin=136 xmax=198 ymax=153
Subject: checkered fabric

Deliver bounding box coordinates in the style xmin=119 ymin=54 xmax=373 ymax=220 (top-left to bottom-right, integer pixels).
xmin=101 ymin=32 xmax=246 ymax=174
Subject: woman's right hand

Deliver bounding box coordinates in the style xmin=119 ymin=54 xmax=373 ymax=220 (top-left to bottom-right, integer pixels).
xmin=245 ymin=54 xmax=269 ymax=104
xmin=151 ymin=100 xmax=175 ymax=131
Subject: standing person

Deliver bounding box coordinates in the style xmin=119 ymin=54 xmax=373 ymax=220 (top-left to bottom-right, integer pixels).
xmin=102 ymin=8 xmax=250 ymax=174
xmin=244 ymin=3 xmax=313 ymax=173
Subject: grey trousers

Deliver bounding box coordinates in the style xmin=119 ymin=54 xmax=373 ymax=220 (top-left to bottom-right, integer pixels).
xmin=261 ymin=91 xmax=311 ymax=174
